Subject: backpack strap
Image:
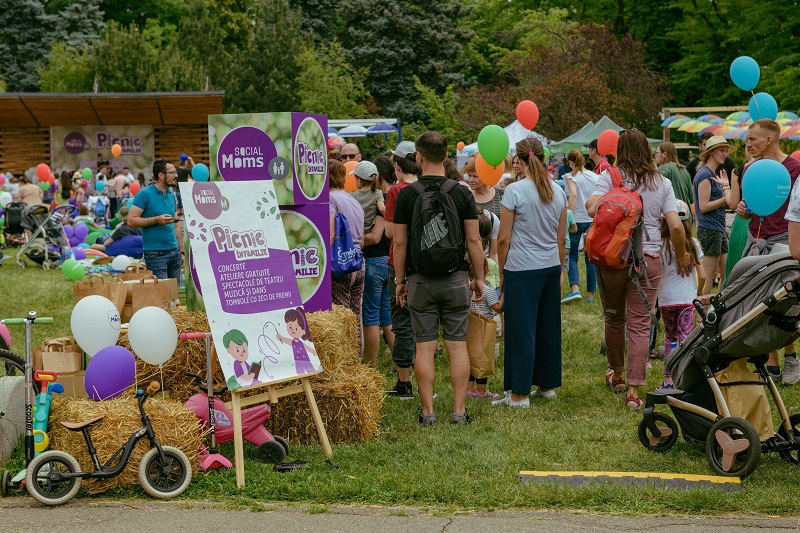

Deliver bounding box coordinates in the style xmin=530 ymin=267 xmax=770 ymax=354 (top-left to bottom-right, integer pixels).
xmin=608 ymin=167 xmax=623 ymax=188
xmin=629 ymin=261 xmax=660 ymax=331
xmin=439 ymin=179 xmax=458 ymax=194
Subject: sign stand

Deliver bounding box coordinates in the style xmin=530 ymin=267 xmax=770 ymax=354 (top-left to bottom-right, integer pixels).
xmin=227 ymin=371 xmax=332 ymax=487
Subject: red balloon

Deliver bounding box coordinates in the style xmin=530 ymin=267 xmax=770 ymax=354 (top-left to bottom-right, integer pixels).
xmin=597 ymin=129 xmax=620 ymax=157
xmin=36 ymin=163 xmax=50 ymax=181
xmin=516 ymin=100 xmax=539 ymax=130
xmin=792 ymin=151 xmax=800 ymax=161
xmin=476 ymin=154 xmax=504 ymax=187
xmin=129 ymin=181 xmax=141 ymax=196
xmin=48 ymin=174 xmax=55 ymax=184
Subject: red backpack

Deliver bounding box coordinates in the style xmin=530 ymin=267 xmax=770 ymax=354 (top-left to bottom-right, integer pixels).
xmin=585 ymin=167 xmax=644 ymax=270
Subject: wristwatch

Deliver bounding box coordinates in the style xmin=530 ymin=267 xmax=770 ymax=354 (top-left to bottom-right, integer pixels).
xmin=394 ymin=278 xmax=407 ymax=285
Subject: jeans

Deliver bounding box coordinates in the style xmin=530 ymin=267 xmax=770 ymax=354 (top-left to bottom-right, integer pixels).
xmin=144 ymin=248 xmax=182 ymax=280
xmin=568 ymin=222 xmax=596 ymax=292
xmin=362 ymin=256 xmax=392 ymax=327
xmin=388 ymin=265 xmax=415 ymax=369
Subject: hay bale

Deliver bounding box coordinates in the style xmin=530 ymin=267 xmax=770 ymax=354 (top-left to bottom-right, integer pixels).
xmin=48 ymin=394 xmax=203 ymax=494
xmin=307 ymin=305 xmax=360 ymax=372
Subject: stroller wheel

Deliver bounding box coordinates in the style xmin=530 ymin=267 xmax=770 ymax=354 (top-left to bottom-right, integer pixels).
xmin=638 ymin=412 xmax=679 ymax=452
xmin=776 ymin=413 xmax=800 ymax=464
xmin=16 ymin=259 xmax=25 ymax=268
xmin=705 ymin=417 xmax=761 ymax=478
xmin=255 ymin=440 xmax=286 ymax=464
xmin=42 ymin=260 xmax=51 ymax=270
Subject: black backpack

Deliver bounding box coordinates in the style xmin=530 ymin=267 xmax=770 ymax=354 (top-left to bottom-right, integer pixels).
xmin=408 ymin=179 xmax=464 ymax=275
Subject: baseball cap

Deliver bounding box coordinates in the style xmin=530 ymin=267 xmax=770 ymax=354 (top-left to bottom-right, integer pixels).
xmin=675 ymin=200 xmax=690 ymax=220
xmin=349 ymin=161 xmax=379 ymax=181
xmin=180 ymin=153 xmax=188 ymax=162
xmin=584 ymin=139 xmax=598 ymax=150
xmin=391 ymin=141 xmax=416 ymax=160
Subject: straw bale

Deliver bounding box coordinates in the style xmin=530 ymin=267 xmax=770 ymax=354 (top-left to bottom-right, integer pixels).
xmin=48 ymin=394 xmax=203 ymax=494
xmin=306 ymin=305 xmax=360 ymax=372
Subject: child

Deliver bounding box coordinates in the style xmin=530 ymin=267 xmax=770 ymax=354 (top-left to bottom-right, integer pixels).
xmin=224 ymin=329 xmax=260 ymax=387
xmin=88 ymin=189 xmax=110 ymax=226
xmin=467 ymin=254 xmax=503 ymax=399
xmin=560 ymin=208 xmax=578 ymax=302
xmin=350 ymin=161 xmax=386 ymax=231
xmin=276 ymin=307 xmax=319 ymax=375
xmin=658 ymin=200 xmax=705 ymax=390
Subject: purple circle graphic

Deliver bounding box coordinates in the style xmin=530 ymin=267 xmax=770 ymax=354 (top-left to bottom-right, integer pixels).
xmin=192 ymin=181 xmax=223 ymax=220
xmin=64 ymin=132 xmax=87 ymax=155
xmin=216 ymin=126 xmax=277 ymax=181
xmin=190 ymin=252 xmax=202 ymax=296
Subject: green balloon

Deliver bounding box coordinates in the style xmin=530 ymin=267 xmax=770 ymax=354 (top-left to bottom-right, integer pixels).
xmin=477 ymin=125 xmax=510 ymax=167
xmin=0 ymin=216 xmax=4 ymax=227
xmin=84 ymin=228 xmax=111 ymax=245
xmin=82 ymin=167 xmax=93 ymax=180
xmin=543 ymin=146 xmax=551 ymax=161
xmin=62 ymin=259 xmax=84 ymax=281
xmin=40 ymin=181 xmax=49 ymax=191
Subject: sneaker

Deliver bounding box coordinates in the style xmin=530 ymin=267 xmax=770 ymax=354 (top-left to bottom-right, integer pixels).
xmin=491 ymin=393 xmax=530 ymax=408
xmin=417 ymin=407 xmax=437 ymax=426
xmin=387 ymin=380 xmax=413 ymax=399
xmin=585 ymin=298 xmax=595 ymax=304
xmin=784 ymin=357 xmax=800 ymax=385
xmin=451 ymin=409 xmax=471 ymax=425
xmin=531 ymin=388 xmax=556 ymax=399
xmin=655 ymin=380 xmax=674 ymax=393
xmin=561 ymin=291 xmax=581 ymax=304
xmin=468 ymin=388 xmax=500 ymax=400
xmin=768 ymin=365 xmax=783 ymax=381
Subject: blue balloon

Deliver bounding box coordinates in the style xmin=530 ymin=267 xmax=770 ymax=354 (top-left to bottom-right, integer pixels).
xmin=730 ymin=56 xmax=760 ymax=91
xmin=748 ymin=92 xmax=778 ymax=121
xmin=742 ymin=159 xmax=791 ymax=216
xmin=191 ymin=163 xmax=210 ymax=182
xmin=95 ymin=180 xmax=105 ymax=191
xmin=77 ymin=243 xmax=90 ymax=249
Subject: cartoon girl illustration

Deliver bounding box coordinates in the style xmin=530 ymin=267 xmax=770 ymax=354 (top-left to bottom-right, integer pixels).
xmin=276 ymin=307 xmax=318 ymax=375
xmin=224 ymin=329 xmax=260 ymax=387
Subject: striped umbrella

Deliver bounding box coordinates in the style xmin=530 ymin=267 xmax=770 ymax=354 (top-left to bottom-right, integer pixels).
xmin=726 ymin=111 xmax=751 ymax=122
xmin=697 ymin=114 xmax=722 ymax=122
xmin=777 ymin=111 xmax=799 ymax=121
xmin=668 ymin=117 xmax=692 ymax=128
xmin=661 ymin=114 xmax=689 ymax=127
xmin=723 ymin=127 xmax=749 ymax=139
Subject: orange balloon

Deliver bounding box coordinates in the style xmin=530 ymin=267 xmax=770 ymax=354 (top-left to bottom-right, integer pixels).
xmin=457 ymin=141 xmax=465 ymax=151
xmin=49 ymin=174 xmax=55 ymax=184
xmin=111 ymin=144 xmax=122 ymax=158
xmin=129 ymin=181 xmax=140 ymax=196
xmin=516 ymin=100 xmax=539 ymax=130
xmin=597 ymin=129 xmax=619 ymax=157
xmin=344 ymin=160 xmax=358 ymax=192
xmin=475 ymin=154 xmax=504 ymax=187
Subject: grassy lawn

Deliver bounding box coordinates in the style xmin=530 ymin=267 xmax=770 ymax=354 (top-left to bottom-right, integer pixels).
xmin=2 ymin=251 xmax=800 ymax=515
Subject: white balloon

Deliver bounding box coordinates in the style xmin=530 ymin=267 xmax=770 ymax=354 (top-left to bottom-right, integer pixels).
xmin=128 ymin=307 xmax=177 ymax=366
xmin=0 ymin=192 xmax=12 ymax=208
xmin=111 ymin=255 xmax=131 ymax=271
xmin=70 ymin=295 xmax=121 ymax=357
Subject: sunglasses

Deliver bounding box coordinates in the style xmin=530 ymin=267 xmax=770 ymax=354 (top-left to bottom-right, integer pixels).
xmin=341 ymin=153 xmax=360 ymax=160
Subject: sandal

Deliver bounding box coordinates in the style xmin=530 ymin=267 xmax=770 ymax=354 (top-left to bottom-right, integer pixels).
xmin=626 ymin=394 xmax=645 ymax=411
xmin=468 ymin=388 xmax=500 ymax=400
xmin=604 ymin=369 xmax=625 ymax=393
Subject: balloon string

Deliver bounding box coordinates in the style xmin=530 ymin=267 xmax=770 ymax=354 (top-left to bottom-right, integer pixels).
xmin=751 ymin=90 xmax=762 ymax=119
xmin=753 ymin=222 xmax=761 ymax=256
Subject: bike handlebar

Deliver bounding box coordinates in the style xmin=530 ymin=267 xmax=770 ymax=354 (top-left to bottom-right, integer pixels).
xmin=179 ymin=332 xmax=208 ymax=340
xmin=2 ymin=317 xmax=53 ymax=325
xmin=185 ymin=371 xmax=227 ymax=395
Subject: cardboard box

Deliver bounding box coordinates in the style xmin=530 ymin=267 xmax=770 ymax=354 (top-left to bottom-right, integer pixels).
xmin=56 ymin=371 xmax=87 ymax=398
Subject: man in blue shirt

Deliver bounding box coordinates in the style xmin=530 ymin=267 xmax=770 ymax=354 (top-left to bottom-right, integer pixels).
xmin=127 ymin=158 xmax=184 ymax=279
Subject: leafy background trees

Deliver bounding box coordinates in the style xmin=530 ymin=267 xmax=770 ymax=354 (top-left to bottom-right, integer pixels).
xmin=4 ymin=0 xmax=800 ymax=141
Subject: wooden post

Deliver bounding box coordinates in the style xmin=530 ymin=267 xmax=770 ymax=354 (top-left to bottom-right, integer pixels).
xmin=231 ymin=389 xmax=246 ymax=488
xmin=301 ymin=377 xmax=333 ymax=459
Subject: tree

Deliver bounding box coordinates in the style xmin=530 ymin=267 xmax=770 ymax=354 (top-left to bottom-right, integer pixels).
xmin=97 ymin=0 xmax=190 ymax=28
xmin=295 ymin=41 xmax=369 ymax=118
xmin=39 ymin=42 xmax=94 ymax=92
xmin=294 ymin=0 xmax=340 ymax=45
xmin=0 ymin=0 xmax=54 ymax=91
xmin=51 ymin=0 xmax=106 ymax=50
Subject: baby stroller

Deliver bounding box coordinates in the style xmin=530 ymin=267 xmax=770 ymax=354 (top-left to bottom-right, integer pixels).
xmin=16 ymin=204 xmax=73 ymax=269
xmin=2 ymin=201 xmax=27 ymax=247
xmin=638 ymin=251 xmax=800 ymax=478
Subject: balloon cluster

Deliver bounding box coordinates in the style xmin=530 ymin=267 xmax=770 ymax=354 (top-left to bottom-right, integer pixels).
xmin=730 ymin=56 xmax=777 ymax=121
xmin=71 ymin=296 xmax=177 ymax=400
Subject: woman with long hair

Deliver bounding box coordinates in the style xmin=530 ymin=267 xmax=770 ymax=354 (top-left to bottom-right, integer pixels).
xmin=464 ymin=156 xmax=504 ymax=218
xmin=494 ymin=137 xmax=567 ymax=407
xmin=562 ymin=149 xmax=598 ymax=303
xmin=655 ymin=142 xmax=694 ymax=208
xmin=586 ymin=129 xmax=691 ymax=411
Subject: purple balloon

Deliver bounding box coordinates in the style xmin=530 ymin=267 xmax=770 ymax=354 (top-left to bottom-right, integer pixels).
xmin=69 ymin=236 xmax=81 ymax=247
xmin=74 ymin=248 xmax=86 ymax=260
xmin=74 ymin=222 xmax=89 ymax=240
xmin=64 ymin=225 xmax=74 ymax=238
xmin=85 ymin=346 xmax=136 ymax=401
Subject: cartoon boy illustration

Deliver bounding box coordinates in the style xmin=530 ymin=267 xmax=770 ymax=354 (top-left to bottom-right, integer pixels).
xmin=224 ymin=329 xmax=260 ymax=387
xmin=276 ymin=307 xmax=319 ymax=375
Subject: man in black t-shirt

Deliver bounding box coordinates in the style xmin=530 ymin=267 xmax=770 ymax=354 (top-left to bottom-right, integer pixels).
xmin=393 ymin=131 xmax=484 ymax=426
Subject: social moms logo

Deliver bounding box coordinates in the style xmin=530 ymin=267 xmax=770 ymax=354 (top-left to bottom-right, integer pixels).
xmin=217 ymin=126 xmax=278 ymax=182
xmin=64 ymin=132 xmax=89 ymax=155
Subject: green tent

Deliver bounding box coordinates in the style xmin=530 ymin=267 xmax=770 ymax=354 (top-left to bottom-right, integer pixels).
xmin=549 ymin=116 xmax=660 ymax=155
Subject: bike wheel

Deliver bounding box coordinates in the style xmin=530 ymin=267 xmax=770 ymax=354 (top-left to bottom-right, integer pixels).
xmin=25 ymin=450 xmax=82 ymax=505
xmin=0 ymin=349 xmax=38 ymax=463
xmin=138 ymin=446 xmax=192 ymax=499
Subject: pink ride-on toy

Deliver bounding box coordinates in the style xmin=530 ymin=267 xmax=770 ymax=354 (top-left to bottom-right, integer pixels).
xmin=181 ymin=332 xmax=289 ymax=467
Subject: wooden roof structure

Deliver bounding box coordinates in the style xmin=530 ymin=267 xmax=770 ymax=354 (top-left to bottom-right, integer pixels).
xmin=0 ymin=92 xmax=224 ymax=127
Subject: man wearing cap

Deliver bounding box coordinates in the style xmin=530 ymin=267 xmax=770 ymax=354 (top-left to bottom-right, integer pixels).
xmin=91 ymin=207 xmax=141 ymax=253
xmin=340 ymin=143 xmax=362 ymax=163
xmin=585 ymin=139 xmax=611 ymax=174
xmin=384 ymin=141 xmax=419 ymax=399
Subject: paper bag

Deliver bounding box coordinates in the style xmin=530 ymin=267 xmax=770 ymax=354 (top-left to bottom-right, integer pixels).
xmin=131 ymin=275 xmax=175 ymax=314
xmin=118 ymin=262 xmax=152 ymax=281
xmin=72 ymin=273 xmax=126 ymax=314
xmin=57 ymin=371 xmax=87 ymax=398
xmin=467 ymin=311 xmax=496 ymax=379
xmin=34 ymin=337 xmax=83 ymax=372
xmin=715 ymin=359 xmax=774 ymax=440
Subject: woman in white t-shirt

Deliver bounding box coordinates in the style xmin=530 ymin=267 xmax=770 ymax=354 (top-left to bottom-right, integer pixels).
xmin=658 ymin=200 xmax=705 ymax=390
xmin=586 ymin=129 xmax=691 ymax=411
xmin=563 ymin=150 xmax=599 ymax=303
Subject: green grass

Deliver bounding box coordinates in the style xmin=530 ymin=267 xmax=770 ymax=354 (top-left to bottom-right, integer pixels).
xmin=3 ymin=253 xmax=800 ymax=516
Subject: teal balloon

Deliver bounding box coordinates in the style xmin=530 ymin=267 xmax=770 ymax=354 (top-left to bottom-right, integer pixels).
xmin=748 ymin=92 xmax=778 ymax=121
xmin=742 ymin=159 xmax=791 ymax=216
xmin=191 ymin=163 xmax=210 ymax=182
xmin=730 ymin=56 xmax=760 ymax=91
xmin=477 ymin=125 xmax=510 ymax=167
xmin=95 ymin=181 xmax=105 ymax=191
xmin=82 ymin=167 xmax=93 ymax=180
xmin=62 ymin=258 xmax=84 ymax=281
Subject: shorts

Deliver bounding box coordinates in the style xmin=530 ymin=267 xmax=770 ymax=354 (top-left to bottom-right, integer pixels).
xmin=406 ymin=270 xmax=470 ymax=342
xmin=697 ymin=226 xmax=728 ymax=256
xmin=362 ymin=256 xmax=392 ymax=327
